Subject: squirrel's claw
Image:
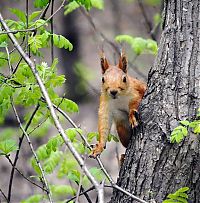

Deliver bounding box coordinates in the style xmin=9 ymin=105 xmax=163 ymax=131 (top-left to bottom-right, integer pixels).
xmin=89 ymin=143 xmax=104 ymax=158
xmin=129 ymin=110 xmax=138 ymax=128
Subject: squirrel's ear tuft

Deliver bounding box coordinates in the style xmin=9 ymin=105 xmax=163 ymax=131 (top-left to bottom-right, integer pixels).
xmin=118 ymin=50 xmax=127 ymax=73
xmin=100 ymin=52 xmax=109 ymax=74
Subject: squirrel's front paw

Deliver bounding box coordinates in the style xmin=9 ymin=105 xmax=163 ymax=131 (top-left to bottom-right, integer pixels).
xmin=129 ymin=110 xmax=138 ymax=128
xmin=89 ymin=143 xmax=104 ymax=158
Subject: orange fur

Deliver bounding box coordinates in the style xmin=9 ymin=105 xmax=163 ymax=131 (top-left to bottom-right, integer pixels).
xmin=90 ymin=52 xmax=146 ymax=158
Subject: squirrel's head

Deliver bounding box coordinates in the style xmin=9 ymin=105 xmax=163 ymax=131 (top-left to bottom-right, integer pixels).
xmin=100 ymin=51 xmax=128 ymax=99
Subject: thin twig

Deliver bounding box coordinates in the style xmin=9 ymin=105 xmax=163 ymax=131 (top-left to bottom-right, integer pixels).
xmin=7 ymin=104 xmax=39 ymax=203
xmin=79 ymin=7 xmax=119 ymax=54
xmin=39 ymin=1 xmax=51 ymax=19
xmin=0 ymin=0 xmax=66 ymax=35
xmin=0 ymin=188 xmax=8 ymax=202
xmin=5 ymin=47 xmax=13 ymax=74
xmin=0 ymin=13 xmax=104 ymax=203
xmin=10 ymin=99 xmax=53 ymax=203
xmin=137 ymin=0 xmax=156 ymax=40
xmin=5 ymin=155 xmax=47 ymax=192
xmin=50 ymin=0 xmax=54 ymax=63
xmin=66 ymin=186 xmax=95 ymax=203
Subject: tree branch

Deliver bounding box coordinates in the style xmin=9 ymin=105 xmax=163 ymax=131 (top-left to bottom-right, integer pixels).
xmin=137 ymin=0 xmax=156 ymax=41
xmin=5 ymin=155 xmax=47 ymax=192
xmin=0 ymin=12 xmax=104 ymax=203
xmin=0 ymin=0 xmax=66 ymax=35
xmin=7 ymin=104 xmax=40 ymax=203
xmin=10 ymin=99 xmax=53 ymax=203
xmin=0 ymin=188 xmax=8 ymax=202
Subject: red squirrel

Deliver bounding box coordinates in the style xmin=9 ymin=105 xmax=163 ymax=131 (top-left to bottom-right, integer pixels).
xmin=90 ymin=51 xmax=146 ymax=158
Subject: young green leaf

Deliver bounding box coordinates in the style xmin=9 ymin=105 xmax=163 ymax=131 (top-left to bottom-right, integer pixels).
xmin=67 ymin=170 xmax=81 ymax=183
xmin=53 ymin=34 xmax=73 ymax=51
xmin=29 ymin=11 xmax=42 ymax=22
xmin=9 ymin=8 xmax=26 ymax=23
xmin=64 ymin=1 xmax=80 ymax=15
xmin=163 ymin=187 xmax=189 ymax=203
xmin=34 ymin=0 xmax=49 ymax=8
xmin=28 ymin=35 xmax=43 ymax=54
xmin=170 ymin=126 xmax=188 ymax=143
xmin=91 ymin=0 xmax=104 ymax=9
xmin=21 ymin=194 xmax=43 ymax=203
xmin=51 ymin=185 xmax=76 ymax=197
xmin=0 ymin=139 xmax=18 ymax=155
xmin=179 ymin=120 xmax=190 ymax=126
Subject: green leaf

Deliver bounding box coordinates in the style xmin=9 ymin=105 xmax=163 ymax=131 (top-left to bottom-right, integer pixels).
xmin=89 ymin=167 xmax=103 ymax=181
xmin=180 ymin=120 xmax=190 ymax=126
xmin=65 ymin=128 xmax=82 ymax=142
xmin=115 ymin=35 xmax=158 ymax=55
xmin=91 ymin=0 xmax=104 ymax=9
xmin=44 ymin=151 xmax=63 ymax=173
xmin=146 ymin=39 xmax=158 ymax=55
xmin=144 ymin=0 xmax=161 ymax=6
xmin=9 ymin=8 xmax=26 ymax=23
xmin=53 ymin=34 xmax=73 ymax=51
xmin=21 ymin=194 xmax=43 ymax=203
xmin=33 ymin=19 xmax=48 ymax=28
xmin=58 ymin=156 xmax=77 ymax=178
xmin=153 ymin=13 xmax=161 ymax=26
xmin=170 ymin=126 xmax=188 ymax=144
xmin=46 ymin=135 xmax=63 ymax=155
xmin=57 ymin=98 xmax=79 ymax=113
xmin=197 ymin=108 xmax=200 ymax=117
xmin=67 ymin=170 xmax=80 ymax=183
xmin=51 ymin=185 xmax=75 ymax=197
xmin=29 ymin=11 xmax=42 ymax=22
xmin=0 ymin=41 xmax=8 ymax=48
xmin=0 ymin=139 xmax=18 ymax=155
xmin=64 ymin=1 xmax=80 ymax=15
xmin=194 ymin=124 xmax=200 ymax=134
xmin=28 ymin=35 xmax=43 ymax=54
xmin=87 ymin=132 xmax=99 ymax=143
xmin=163 ymin=187 xmax=189 ymax=203
xmin=34 ymin=0 xmax=49 ymax=8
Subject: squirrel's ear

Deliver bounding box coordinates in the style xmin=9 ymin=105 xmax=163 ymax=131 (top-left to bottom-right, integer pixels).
xmin=100 ymin=52 xmax=109 ymax=74
xmin=118 ymin=50 xmax=127 ymax=73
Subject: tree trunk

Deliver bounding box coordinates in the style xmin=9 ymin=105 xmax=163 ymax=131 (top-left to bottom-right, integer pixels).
xmin=110 ymin=0 xmax=200 ymax=202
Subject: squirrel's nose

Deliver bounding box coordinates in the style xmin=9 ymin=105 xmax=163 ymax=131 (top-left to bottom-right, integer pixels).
xmin=110 ymin=90 xmax=118 ymax=97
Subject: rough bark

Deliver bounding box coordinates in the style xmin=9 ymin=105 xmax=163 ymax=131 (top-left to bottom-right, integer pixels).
xmin=110 ymin=0 xmax=200 ymax=202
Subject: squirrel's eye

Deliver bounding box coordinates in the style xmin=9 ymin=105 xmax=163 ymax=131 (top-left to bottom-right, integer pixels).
xmin=122 ymin=76 xmax=126 ymax=83
xmin=102 ymin=77 xmax=105 ymax=83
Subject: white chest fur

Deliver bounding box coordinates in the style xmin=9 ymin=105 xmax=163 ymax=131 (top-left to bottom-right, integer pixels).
xmin=108 ymin=95 xmax=131 ymax=122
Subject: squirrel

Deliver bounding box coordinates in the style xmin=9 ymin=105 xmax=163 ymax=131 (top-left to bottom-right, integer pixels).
xmin=90 ymin=51 xmax=147 ymax=158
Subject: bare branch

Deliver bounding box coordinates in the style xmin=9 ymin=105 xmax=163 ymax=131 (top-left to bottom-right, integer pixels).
xmin=0 ymin=188 xmax=8 ymax=202
xmin=5 ymin=155 xmax=47 ymax=192
xmin=0 ymin=12 xmax=104 ymax=203
xmin=10 ymin=99 xmax=53 ymax=203
xmin=137 ymin=0 xmax=156 ymax=41
xmin=7 ymin=104 xmax=40 ymax=203
xmin=50 ymin=0 xmax=55 ymax=63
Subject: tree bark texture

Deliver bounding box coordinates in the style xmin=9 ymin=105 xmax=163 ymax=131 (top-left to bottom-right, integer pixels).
xmin=110 ymin=0 xmax=200 ymax=202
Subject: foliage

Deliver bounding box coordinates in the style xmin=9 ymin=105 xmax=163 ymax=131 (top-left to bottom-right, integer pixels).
xmin=163 ymin=187 xmax=189 ymax=203
xmin=64 ymin=0 xmax=104 ymax=15
xmin=115 ymin=34 xmax=158 ymax=55
xmin=170 ymin=108 xmax=200 ymax=143
xmin=0 ymin=1 xmax=109 ymax=202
